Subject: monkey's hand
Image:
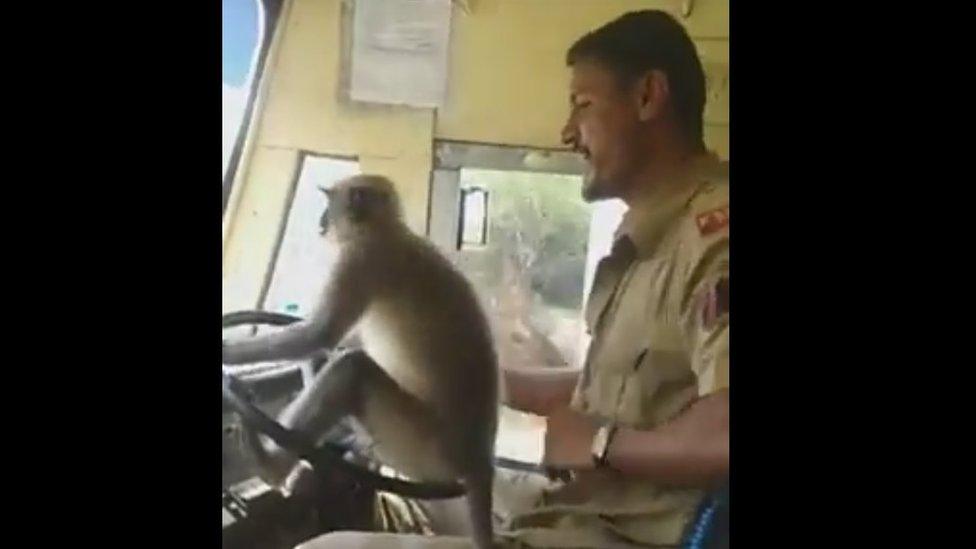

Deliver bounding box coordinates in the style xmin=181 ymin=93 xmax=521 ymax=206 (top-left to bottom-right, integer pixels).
xmin=280 ymin=461 xmax=318 ymax=499
xmin=222 ymin=371 xmax=254 ymax=401
xmin=222 ymin=323 xmax=328 ymax=365
xmin=240 ymin=423 xmax=299 ymax=488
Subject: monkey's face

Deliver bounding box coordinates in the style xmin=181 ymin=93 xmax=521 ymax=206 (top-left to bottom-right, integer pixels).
xmin=318 ymin=176 xmax=401 ymax=239
xmin=318 ymin=203 xmax=332 ymax=235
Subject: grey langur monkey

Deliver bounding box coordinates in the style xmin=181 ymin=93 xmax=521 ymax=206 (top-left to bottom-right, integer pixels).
xmin=223 ymin=174 xmax=499 ymax=549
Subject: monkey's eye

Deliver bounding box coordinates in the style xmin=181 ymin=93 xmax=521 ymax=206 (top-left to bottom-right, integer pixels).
xmin=319 ymin=208 xmax=330 ymax=234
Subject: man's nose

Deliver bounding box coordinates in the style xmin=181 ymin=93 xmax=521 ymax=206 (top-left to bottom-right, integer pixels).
xmin=561 ymin=119 xmax=578 ymax=150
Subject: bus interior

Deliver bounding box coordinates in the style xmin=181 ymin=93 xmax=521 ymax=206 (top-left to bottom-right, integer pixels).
xmin=221 ymin=1 xmax=729 ymax=548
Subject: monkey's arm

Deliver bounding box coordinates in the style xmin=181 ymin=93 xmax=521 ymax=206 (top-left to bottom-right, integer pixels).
xmin=223 ymin=251 xmax=372 ymax=365
xmin=222 ymin=324 xmax=326 ymax=364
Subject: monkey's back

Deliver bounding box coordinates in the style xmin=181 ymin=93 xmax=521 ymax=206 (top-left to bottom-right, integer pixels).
xmin=353 ymin=228 xmax=499 ymax=445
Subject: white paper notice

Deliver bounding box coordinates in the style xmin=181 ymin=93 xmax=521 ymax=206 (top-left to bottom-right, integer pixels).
xmin=350 ymin=0 xmax=452 ymax=108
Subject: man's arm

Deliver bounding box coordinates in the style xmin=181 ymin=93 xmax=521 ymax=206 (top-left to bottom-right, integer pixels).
xmin=605 ymin=210 xmax=729 ymax=486
xmin=502 ymin=366 xmax=581 ymax=416
xmin=545 ymin=223 xmax=730 ymax=488
xmin=543 ymin=389 xmax=728 ymax=488
xmin=606 ymin=389 xmax=728 ymax=486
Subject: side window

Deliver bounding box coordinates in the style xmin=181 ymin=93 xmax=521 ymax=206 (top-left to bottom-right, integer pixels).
xmin=262 ymin=155 xmax=360 ymax=317
xmin=431 ymin=143 xmax=626 ymax=371
xmin=430 ymin=143 xmax=627 ymax=462
xmin=222 ymin=0 xmax=262 ymax=178
xmin=457 ymin=168 xmax=592 ymax=369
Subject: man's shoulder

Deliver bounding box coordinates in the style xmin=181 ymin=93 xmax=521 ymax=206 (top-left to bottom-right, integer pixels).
xmin=677 ymin=173 xmax=729 ymax=249
xmin=665 ymin=175 xmax=729 ymax=298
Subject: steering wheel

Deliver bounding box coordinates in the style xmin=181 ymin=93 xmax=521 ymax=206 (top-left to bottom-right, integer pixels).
xmin=222 ymin=310 xmax=466 ymax=500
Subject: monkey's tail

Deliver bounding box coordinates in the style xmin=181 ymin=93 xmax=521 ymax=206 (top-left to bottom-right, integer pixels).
xmin=464 ymin=466 xmax=496 ymax=549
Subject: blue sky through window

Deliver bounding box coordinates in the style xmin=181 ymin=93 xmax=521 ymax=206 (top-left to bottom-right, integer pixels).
xmin=223 ymin=0 xmax=260 ymax=175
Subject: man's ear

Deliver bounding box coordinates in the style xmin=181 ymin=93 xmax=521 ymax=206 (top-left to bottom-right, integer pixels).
xmin=635 ymin=69 xmax=670 ymax=122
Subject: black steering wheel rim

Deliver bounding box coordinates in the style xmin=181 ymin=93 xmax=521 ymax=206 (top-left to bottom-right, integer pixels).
xmin=222 ymin=310 xmax=466 ymax=500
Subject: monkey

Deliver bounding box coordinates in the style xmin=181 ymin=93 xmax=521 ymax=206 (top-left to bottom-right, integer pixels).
xmin=222 ymin=174 xmax=499 ymax=549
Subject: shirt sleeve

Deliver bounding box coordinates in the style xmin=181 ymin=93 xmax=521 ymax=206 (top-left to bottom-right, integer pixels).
xmin=681 ymin=235 xmax=729 ymax=397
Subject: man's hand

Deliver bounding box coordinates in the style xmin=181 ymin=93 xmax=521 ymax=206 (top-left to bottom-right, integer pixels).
xmin=502 ymin=367 xmax=581 ymax=416
xmin=542 ymin=406 xmax=598 ymax=470
xmin=606 ymin=390 xmax=729 ymax=487
xmin=542 ymin=391 xmax=729 ymax=487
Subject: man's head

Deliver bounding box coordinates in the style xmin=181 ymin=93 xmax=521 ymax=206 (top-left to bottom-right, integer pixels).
xmin=562 ymin=10 xmax=707 ymax=202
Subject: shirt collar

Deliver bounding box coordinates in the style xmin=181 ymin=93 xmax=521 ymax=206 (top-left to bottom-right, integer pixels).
xmin=614 ymin=152 xmax=727 ymax=258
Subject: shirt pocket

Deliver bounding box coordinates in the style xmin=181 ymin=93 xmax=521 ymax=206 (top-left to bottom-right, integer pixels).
xmin=615 ymin=335 xmax=698 ymax=428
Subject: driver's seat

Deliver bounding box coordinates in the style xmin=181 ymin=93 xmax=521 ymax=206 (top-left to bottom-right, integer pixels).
xmin=294 ymin=482 xmax=729 ymax=549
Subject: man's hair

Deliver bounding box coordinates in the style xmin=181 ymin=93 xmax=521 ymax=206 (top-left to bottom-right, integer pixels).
xmin=567 ymin=10 xmax=707 ymax=144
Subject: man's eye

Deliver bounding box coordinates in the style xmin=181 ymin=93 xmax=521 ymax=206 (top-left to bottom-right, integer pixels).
xmin=574 ymin=101 xmax=591 ymax=111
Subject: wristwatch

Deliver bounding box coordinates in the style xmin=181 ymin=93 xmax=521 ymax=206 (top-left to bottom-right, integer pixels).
xmin=591 ymin=424 xmax=617 ymax=468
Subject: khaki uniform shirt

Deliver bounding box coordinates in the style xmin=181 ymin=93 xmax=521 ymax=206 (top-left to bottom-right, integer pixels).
xmin=502 ymin=154 xmax=730 ymax=548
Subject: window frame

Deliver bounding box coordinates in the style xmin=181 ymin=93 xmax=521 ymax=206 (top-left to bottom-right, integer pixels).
xmin=428 ymin=141 xmax=586 ymax=252
xmin=222 ymin=0 xmax=286 ymax=216
xmin=257 ymin=150 xmax=361 ymax=314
